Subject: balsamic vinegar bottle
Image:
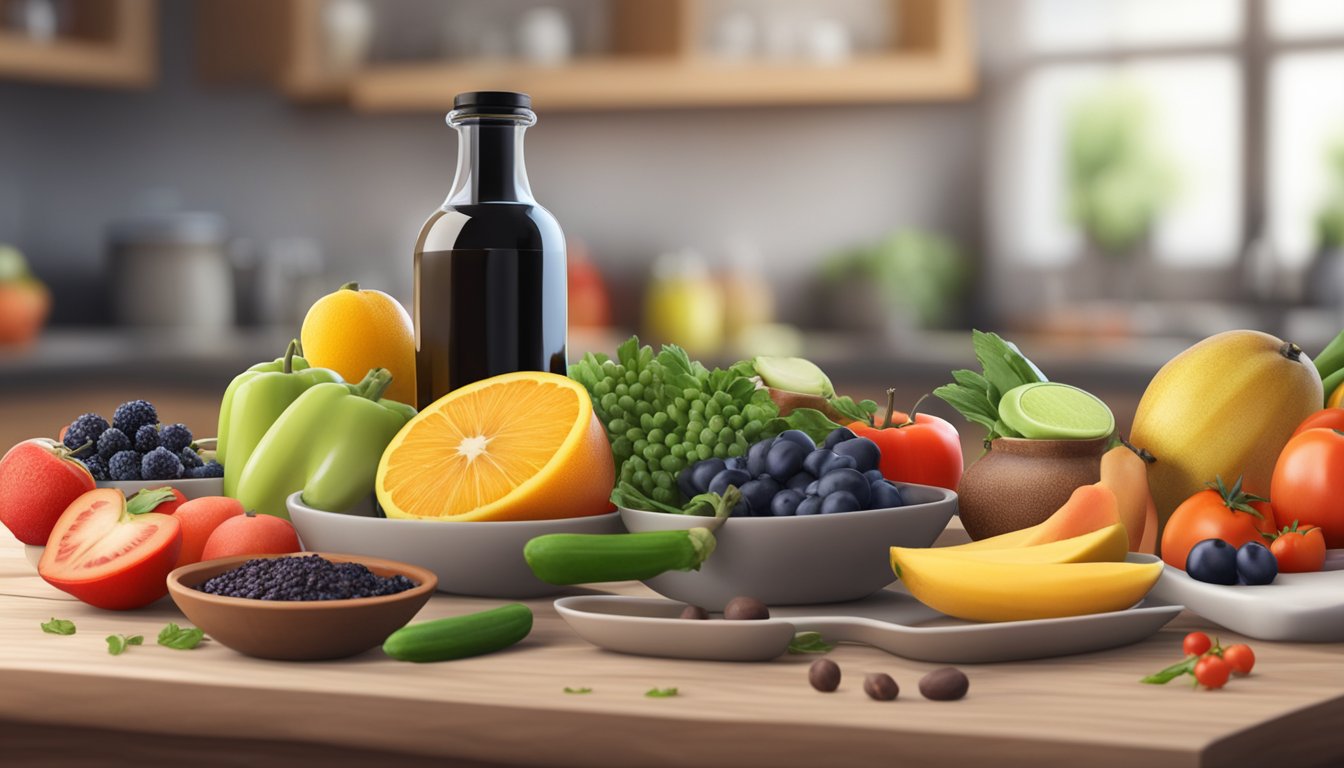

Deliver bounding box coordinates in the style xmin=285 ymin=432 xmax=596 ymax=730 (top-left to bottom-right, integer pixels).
xmin=414 ymin=91 xmax=568 ymax=410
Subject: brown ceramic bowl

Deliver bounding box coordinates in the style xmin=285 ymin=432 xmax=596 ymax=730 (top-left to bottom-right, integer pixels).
xmin=167 ymin=552 xmax=437 ymax=661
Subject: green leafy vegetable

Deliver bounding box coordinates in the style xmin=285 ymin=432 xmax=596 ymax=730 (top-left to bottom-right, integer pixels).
xmin=1140 ymin=657 xmax=1198 ymax=685
xmin=106 ymin=634 xmax=143 ymax=656
xmin=157 ymin=623 xmax=206 ymax=650
xmin=644 ymin=687 xmax=679 ymax=698
xmin=934 ymin=330 xmax=1047 ymax=442
xmin=40 ymin=618 xmax=76 ymax=635
xmin=563 ymin=687 xmax=593 ymax=694
xmin=126 ymin=488 xmax=177 ymax=516
xmin=787 ymin=632 xmax=836 ymax=654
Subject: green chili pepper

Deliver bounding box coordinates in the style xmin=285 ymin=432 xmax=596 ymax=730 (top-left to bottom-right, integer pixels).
xmin=235 ymin=368 xmax=416 ymax=519
xmin=218 ymin=340 xmax=343 ymax=498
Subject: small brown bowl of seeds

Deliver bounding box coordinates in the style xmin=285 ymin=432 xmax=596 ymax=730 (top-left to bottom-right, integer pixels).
xmin=167 ymin=552 xmax=437 ymax=661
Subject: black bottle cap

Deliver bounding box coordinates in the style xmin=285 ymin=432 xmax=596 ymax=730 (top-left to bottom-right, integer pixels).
xmin=452 ymin=91 xmax=533 ymax=114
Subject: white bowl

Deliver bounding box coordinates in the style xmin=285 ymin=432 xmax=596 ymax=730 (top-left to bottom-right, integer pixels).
xmin=619 ymin=482 xmax=958 ymax=610
xmin=286 ymin=492 xmax=625 ymax=598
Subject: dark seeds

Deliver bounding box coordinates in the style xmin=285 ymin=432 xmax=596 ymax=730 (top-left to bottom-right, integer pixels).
xmin=679 ymin=605 xmax=709 ymax=620
xmin=919 ymin=667 xmax=969 ymax=701
xmin=809 ymin=659 xmax=841 ymax=692
xmin=196 ymin=554 xmax=416 ymax=601
xmin=864 ymin=673 xmax=900 ymax=701
xmin=722 ymin=596 xmax=769 ymax=620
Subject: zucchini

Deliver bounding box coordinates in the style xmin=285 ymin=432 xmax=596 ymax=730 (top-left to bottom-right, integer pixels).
xmin=382 ymin=603 xmax=533 ymax=663
xmin=525 ymin=527 xmax=717 ymax=584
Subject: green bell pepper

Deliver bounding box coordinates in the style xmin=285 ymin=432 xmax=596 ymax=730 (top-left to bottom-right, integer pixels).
xmin=235 ymin=368 xmax=416 ymax=519
xmin=218 ymin=340 xmax=343 ymax=498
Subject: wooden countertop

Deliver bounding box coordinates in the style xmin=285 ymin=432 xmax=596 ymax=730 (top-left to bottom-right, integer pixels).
xmin=3 ymin=524 xmax=1343 ymax=768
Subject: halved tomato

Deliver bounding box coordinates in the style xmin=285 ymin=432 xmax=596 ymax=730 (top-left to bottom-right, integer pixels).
xmin=38 ymin=488 xmax=182 ymax=610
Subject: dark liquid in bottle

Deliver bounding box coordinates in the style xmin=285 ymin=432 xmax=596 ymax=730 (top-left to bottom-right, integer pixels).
xmin=415 ymin=203 xmax=567 ymax=409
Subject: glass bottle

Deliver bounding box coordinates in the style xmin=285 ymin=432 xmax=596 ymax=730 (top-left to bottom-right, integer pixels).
xmin=414 ymin=91 xmax=567 ymax=409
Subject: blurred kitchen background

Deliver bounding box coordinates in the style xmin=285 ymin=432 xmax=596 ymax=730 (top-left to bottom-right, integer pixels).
xmin=2 ymin=0 xmax=1344 ymax=455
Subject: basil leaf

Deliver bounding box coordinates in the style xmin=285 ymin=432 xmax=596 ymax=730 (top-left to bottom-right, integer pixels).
xmin=787 ymin=632 xmax=835 ymax=654
xmin=41 ymin=618 xmax=76 ymax=635
xmin=1140 ymin=657 xmax=1197 ymax=685
xmin=563 ymin=687 xmax=593 ymax=694
xmin=157 ymin=623 xmax=206 ymax=650
xmin=105 ymin=634 xmax=141 ymax=655
xmin=828 ymin=396 xmax=878 ymax=426
xmin=645 ymin=687 xmax=679 ymax=698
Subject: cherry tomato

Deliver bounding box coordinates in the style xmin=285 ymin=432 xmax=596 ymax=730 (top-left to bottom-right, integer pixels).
xmin=1223 ymin=644 xmax=1255 ymax=676
xmin=1194 ymin=655 xmax=1230 ymax=689
xmin=1268 ymin=522 xmax=1327 ymax=573
xmin=847 ymin=391 xmax=963 ymax=491
xmin=1271 ymin=428 xmax=1344 ymax=548
xmin=1291 ymin=409 xmax=1344 ymax=439
xmin=1160 ymin=476 xmax=1278 ymax=570
xmin=1183 ymin=632 xmax=1212 ymax=657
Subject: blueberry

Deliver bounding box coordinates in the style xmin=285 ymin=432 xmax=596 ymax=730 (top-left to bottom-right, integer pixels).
xmin=112 ymin=400 xmax=157 ymax=436
xmin=676 ymin=466 xmax=698 ymax=500
xmin=770 ymin=489 xmax=805 ymax=516
xmin=108 ymin=450 xmax=142 ymax=481
xmin=708 ymin=468 xmax=752 ymax=496
xmin=803 ymin=449 xmax=834 ymax=478
xmin=724 ymin=456 xmax=746 ymax=472
xmin=159 ymin=423 xmax=193 ymax=453
xmin=96 ymin=428 xmax=132 ymax=460
xmin=63 ymin=413 xmax=110 ymax=451
xmin=1236 ymin=541 xmax=1277 ymax=585
xmin=774 ymin=429 xmax=815 ymax=452
xmin=141 ymin=447 xmax=183 ymax=481
xmin=823 ymin=427 xmax=857 ymax=449
xmin=747 ymin=438 xmax=775 ymax=477
xmin=740 ymin=477 xmax=782 ymax=516
xmin=821 ymin=491 xmax=861 ymax=514
xmin=765 ymin=440 xmax=807 ymax=481
xmin=833 ymin=437 xmax=881 ymax=473
xmin=796 ymin=496 xmax=823 ymax=516
xmin=193 ymin=461 xmax=224 ymax=479
xmin=805 ymin=479 xmax=821 ymax=496
xmin=819 ymin=453 xmax=858 ymax=475
xmin=786 ymin=472 xmax=815 ymax=491
xmin=179 ymin=447 xmax=204 ymax=470
xmin=818 ymin=468 xmax=870 ymax=508
xmin=863 ymin=469 xmax=886 ymax=484
xmin=1186 ymin=539 xmax=1238 ymax=585
xmin=870 ymin=480 xmax=904 ymax=509
xmin=688 ymin=459 xmax=726 ymax=495
xmin=135 ymin=424 xmax=160 ymax=453
xmin=79 ymin=456 xmax=109 ymax=481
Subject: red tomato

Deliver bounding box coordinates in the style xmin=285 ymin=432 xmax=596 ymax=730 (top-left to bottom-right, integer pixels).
xmin=1183 ymin=632 xmax=1212 ymax=657
xmin=1160 ymin=476 xmax=1278 ymax=569
xmin=847 ymin=392 xmax=963 ymax=490
xmin=200 ymin=511 xmax=300 ymax=561
xmin=1291 ymin=409 xmax=1344 ymax=438
xmin=1271 ymin=428 xmax=1344 ymax=548
xmin=1223 ymin=644 xmax=1255 ymax=676
xmin=1268 ymin=523 xmax=1327 ymax=573
xmin=0 ymin=438 xmax=96 ymax=545
xmin=37 ymin=488 xmax=182 ymax=610
xmin=1194 ymin=655 xmax=1230 ymax=689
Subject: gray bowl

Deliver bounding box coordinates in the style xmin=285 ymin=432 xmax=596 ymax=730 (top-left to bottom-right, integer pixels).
xmin=286 ymin=492 xmax=624 ymax=598
xmin=619 ymin=482 xmax=957 ymax=610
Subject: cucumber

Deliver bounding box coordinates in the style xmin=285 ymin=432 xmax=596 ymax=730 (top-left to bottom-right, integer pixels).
xmin=382 ymin=603 xmax=532 ymax=663
xmin=1314 ymin=328 xmax=1344 ymax=381
xmin=524 ymin=528 xmax=717 ymax=585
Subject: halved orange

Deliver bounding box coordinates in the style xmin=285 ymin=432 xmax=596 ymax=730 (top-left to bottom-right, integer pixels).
xmin=376 ymin=372 xmax=614 ymax=522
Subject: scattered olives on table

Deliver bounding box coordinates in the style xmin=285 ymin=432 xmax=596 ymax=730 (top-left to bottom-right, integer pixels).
xmin=863 ymin=673 xmax=900 ymax=701
xmin=809 ymin=659 xmax=841 ymax=692
xmin=919 ymin=667 xmax=970 ymax=701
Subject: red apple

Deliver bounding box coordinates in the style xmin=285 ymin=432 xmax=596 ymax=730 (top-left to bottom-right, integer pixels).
xmin=171 ymin=496 xmax=244 ymax=567
xmin=0 ymin=438 xmax=96 ymax=545
xmin=200 ymin=510 xmax=300 ymax=561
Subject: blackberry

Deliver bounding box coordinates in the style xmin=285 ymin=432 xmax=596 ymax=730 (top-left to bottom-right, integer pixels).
xmin=109 ymin=450 xmax=143 ymax=481
xmin=179 ymin=447 xmax=203 ymax=469
xmin=63 ymin=413 xmax=109 ymax=451
xmin=159 ymin=423 xmax=193 ymax=453
xmin=195 ymin=554 xmax=416 ymax=601
xmin=190 ymin=460 xmax=224 ymax=479
xmin=134 ymin=424 xmax=161 ymax=453
xmin=112 ymin=400 xmax=158 ymax=436
xmin=79 ymin=455 xmax=110 ymax=481
xmin=96 ymin=428 xmax=132 ymax=460
xmin=141 ymin=447 xmax=183 ymax=481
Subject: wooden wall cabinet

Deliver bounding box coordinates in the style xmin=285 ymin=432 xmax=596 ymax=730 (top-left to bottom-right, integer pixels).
xmin=200 ymin=0 xmax=975 ymax=112
xmin=0 ymin=0 xmax=155 ymax=88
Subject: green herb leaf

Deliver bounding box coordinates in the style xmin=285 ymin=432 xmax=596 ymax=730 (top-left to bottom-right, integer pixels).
xmin=105 ymin=634 xmax=143 ymax=656
xmin=126 ymin=487 xmax=177 ymax=516
xmin=41 ymin=618 xmax=76 ymax=635
xmin=828 ymin=396 xmax=878 ymax=425
xmin=1140 ymin=657 xmax=1198 ymax=685
xmin=779 ymin=407 xmax=844 ymax=444
xmin=974 ymin=330 xmax=1038 ymax=397
xmin=157 ymin=623 xmax=206 ymax=650
xmin=563 ymin=687 xmax=593 ymax=694
xmin=787 ymin=632 xmax=836 ymax=654
xmin=645 ymin=687 xmax=679 ymax=698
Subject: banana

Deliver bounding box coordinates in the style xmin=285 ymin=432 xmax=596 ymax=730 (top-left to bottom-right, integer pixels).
xmin=889 ymin=548 xmax=1163 ymax=623
xmin=934 ymin=523 xmax=1128 ymax=564
xmin=1314 ymin=328 xmax=1344 ymax=381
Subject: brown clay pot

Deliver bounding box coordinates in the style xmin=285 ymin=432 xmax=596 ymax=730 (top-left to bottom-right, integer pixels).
xmin=957 ymin=437 xmax=1109 ymax=540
